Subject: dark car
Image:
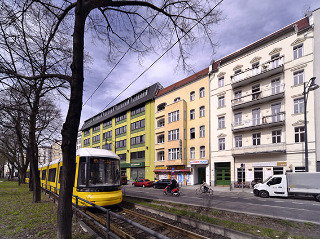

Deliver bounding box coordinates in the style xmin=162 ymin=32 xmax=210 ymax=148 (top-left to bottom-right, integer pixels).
xmin=153 ymin=179 xmax=174 ymax=189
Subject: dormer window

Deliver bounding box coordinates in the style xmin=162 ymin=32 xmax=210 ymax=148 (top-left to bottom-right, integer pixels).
xmin=174 ymin=97 xmax=181 ymax=103
xmin=157 ymin=103 xmax=166 ymax=111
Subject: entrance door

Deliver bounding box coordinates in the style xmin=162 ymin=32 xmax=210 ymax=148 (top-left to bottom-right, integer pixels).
xmin=215 ymin=163 xmax=231 ymax=186
xmin=197 ymin=167 xmax=206 ymax=184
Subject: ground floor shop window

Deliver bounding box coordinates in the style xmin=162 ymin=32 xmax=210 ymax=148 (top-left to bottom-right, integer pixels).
xmin=254 ymin=167 xmax=263 ymax=182
xmin=273 ymin=167 xmax=283 ymax=175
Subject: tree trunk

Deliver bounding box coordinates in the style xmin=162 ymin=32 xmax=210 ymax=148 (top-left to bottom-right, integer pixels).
xmin=57 ymin=2 xmax=86 ymax=238
xmin=29 ymin=166 xmax=33 ymax=191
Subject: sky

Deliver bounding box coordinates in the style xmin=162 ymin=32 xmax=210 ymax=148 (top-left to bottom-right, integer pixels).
xmin=54 ymin=0 xmax=320 ymax=130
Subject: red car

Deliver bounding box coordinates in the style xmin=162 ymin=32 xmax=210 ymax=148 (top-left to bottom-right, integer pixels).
xmin=132 ymin=179 xmax=153 ymax=187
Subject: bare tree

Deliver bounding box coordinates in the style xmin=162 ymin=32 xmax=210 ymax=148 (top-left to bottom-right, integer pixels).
xmin=1 ymin=1 xmax=222 ymax=238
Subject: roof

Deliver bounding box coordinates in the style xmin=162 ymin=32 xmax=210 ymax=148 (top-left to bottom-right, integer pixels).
xmin=156 ymin=68 xmax=209 ymax=98
xmin=81 ymin=82 xmax=163 ymax=131
xmin=77 ymin=148 xmax=120 ymax=159
xmin=212 ymin=17 xmax=311 ymax=70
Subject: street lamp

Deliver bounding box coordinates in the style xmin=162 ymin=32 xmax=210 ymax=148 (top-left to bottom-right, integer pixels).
xmin=304 ymin=77 xmax=319 ymax=172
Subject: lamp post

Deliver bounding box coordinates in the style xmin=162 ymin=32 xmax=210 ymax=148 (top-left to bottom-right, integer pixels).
xmin=304 ymin=77 xmax=319 ymax=172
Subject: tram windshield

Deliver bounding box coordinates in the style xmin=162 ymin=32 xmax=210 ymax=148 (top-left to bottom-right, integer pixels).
xmin=78 ymin=157 xmax=120 ymax=187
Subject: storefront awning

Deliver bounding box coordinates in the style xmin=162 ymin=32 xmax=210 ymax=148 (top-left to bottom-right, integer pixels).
xmin=154 ymin=169 xmax=191 ymax=173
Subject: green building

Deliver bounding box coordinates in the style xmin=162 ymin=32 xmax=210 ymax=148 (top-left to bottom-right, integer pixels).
xmin=81 ymin=83 xmax=163 ymax=180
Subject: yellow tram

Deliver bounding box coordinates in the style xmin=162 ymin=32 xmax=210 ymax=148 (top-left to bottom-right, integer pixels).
xmin=26 ymin=148 xmax=122 ymax=206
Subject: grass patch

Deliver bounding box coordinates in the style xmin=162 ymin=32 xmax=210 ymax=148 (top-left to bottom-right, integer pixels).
xmin=124 ymin=197 xmax=314 ymax=239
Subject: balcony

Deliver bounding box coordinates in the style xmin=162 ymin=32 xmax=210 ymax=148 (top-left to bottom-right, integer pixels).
xmin=232 ymin=84 xmax=285 ymax=110
xmin=232 ymin=112 xmax=285 ymax=133
xmin=231 ymin=56 xmax=284 ymax=88
xmin=232 ymin=143 xmax=286 ymax=156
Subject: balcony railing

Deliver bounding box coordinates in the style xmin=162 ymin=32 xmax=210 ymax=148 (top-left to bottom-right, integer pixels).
xmin=231 ymin=56 xmax=284 ymax=87
xmin=232 ymin=112 xmax=285 ymax=132
xmin=232 ymin=84 xmax=285 ymax=109
xmin=232 ymin=142 xmax=286 ymax=155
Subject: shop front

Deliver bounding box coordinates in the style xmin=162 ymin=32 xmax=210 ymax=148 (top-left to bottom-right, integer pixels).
xmin=121 ymin=161 xmax=146 ymax=180
xmin=154 ymin=165 xmax=191 ymax=185
xmin=189 ymin=160 xmax=209 ymax=185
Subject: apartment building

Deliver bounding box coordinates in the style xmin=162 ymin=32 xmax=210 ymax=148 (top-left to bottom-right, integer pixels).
xmin=81 ymin=83 xmax=162 ymax=181
xmin=38 ymin=146 xmax=52 ymax=165
xmin=154 ymin=69 xmax=210 ymax=185
xmin=209 ymin=9 xmax=320 ymax=187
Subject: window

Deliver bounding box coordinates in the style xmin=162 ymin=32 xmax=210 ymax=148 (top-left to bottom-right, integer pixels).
xmin=42 ymin=170 xmax=47 ymax=180
xmin=218 ymin=77 xmax=224 ymax=88
xmin=84 ymin=129 xmax=90 ymax=135
xmin=93 ymin=125 xmax=100 ymax=132
xmin=252 ymin=133 xmax=261 ymax=146
xmin=48 ymin=168 xmax=56 ymax=182
xmin=273 ymin=167 xmax=283 ymax=175
xmin=235 ymin=136 xmax=242 ymax=148
xmin=190 ymin=109 xmax=195 ymax=120
xmin=268 ymin=177 xmax=282 ymax=185
xmin=218 ymin=116 xmax=225 ymax=129
xmin=115 ymin=139 xmax=126 ymax=149
xmin=234 ymin=90 xmax=242 ymax=102
xmin=199 ymin=87 xmax=205 ymax=98
xmin=190 ymin=91 xmax=195 ymax=101
xmin=252 ymin=84 xmax=261 ymax=100
xmin=295 ymin=127 xmax=305 ymax=143
xmin=199 ymin=106 xmax=205 ymax=117
xmin=218 ymin=138 xmax=225 ymax=151
xmin=271 ymin=53 xmax=280 ymax=68
xmin=293 ymin=44 xmax=303 ymax=59
xmin=271 ymin=103 xmax=281 ymax=122
xmin=157 ymin=118 xmax=165 ymax=128
xmin=294 ymin=98 xmax=304 ymax=114
xmin=103 ymin=143 xmax=112 ymax=150
xmin=130 ymin=151 xmax=145 ymax=160
xmin=168 ymin=129 xmax=179 ymax=141
xmin=234 ymin=113 xmax=242 ymax=125
xmin=130 ymin=135 xmax=145 ymax=146
xmin=157 ymin=103 xmax=166 ymax=111
xmin=190 ymin=147 xmax=195 ymax=159
xmin=200 ymin=146 xmax=205 ymax=158
xmin=103 ymin=120 xmax=112 ymax=128
xmin=131 ymin=119 xmax=145 ymax=131
xmin=190 ymin=128 xmax=195 ymax=139
xmin=272 ymin=130 xmax=281 ymax=143
xmin=131 ymin=105 xmax=145 ymax=117
xmin=103 ymin=131 xmax=112 ymax=139
xmin=58 ymin=166 xmax=63 ymax=183
xmin=293 ymin=70 xmax=304 ymax=86
xmin=271 ymin=78 xmax=281 ymax=94
xmin=252 ymin=62 xmax=260 ymax=75
xmin=168 ymin=148 xmax=180 ymax=160
xmin=118 ymin=153 xmax=126 ymax=161
xmin=218 ymin=96 xmax=225 ymax=108
xmin=115 ymin=125 xmax=127 ymax=136
xmin=295 ymin=166 xmax=305 ymax=172
xmin=92 ymin=134 xmax=100 ymax=143
xmin=168 ymin=110 xmax=179 ymax=123
xmin=157 ymin=151 xmax=164 ymax=161
xmin=254 ymin=167 xmax=263 ymax=182
xmin=234 ymin=69 xmax=242 ymax=76
xmin=199 ymin=126 xmax=205 ymax=138
xmin=157 ymin=134 xmax=165 ymax=144
xmin=84 ymin=138 xmax=90 ymax=145
xmin=174 ymin=97 xmax=181 ymax=103
xmin=237 ymin=168 xmax=245 ymax=183
xmin=115 ymin=113 xmax=127 ymax=123
xmin=252 ymin=108 xmax=260 ymax=126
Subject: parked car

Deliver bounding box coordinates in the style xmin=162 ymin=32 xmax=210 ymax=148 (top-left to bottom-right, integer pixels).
xmin=132 ymin=179 xmax=154 ymax=187
xmin=153 ymin=179 xmax=174 ymax=189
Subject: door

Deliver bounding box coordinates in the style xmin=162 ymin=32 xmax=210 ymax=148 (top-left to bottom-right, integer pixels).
xmin=215 ymin=163 xmax=231 ymax=186
xmin=197 ymin=167 xmax=206 ymax=184
xmin=267 ymin=176 xmax=286 ymax=197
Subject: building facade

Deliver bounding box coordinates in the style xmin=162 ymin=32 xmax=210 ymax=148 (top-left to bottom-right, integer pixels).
xmin=81 ymin=83 xmax=162 ymax=181
xmin=154 ymin=69 xmax=210 ymax=185
xmin=38 ymin=146 xmax=52 ymax=165
xmin=209 ymin=11 xmax=320 ymax=187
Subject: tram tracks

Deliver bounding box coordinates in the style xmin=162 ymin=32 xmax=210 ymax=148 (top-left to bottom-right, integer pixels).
xmin=78 ymin=206 xmax=212 ymax=239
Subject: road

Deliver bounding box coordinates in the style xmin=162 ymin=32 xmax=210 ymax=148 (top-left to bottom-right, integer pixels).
xmin=122 ymin=184 xmax=320 ymax=225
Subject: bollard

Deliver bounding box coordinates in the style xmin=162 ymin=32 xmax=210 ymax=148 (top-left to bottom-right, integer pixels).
xmin=106 ymin=209 xmax=110 ymax=239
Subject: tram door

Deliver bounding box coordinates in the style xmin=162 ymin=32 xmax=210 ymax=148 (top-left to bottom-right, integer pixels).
xmin=131 ymin=167 xmax=145 ymax=180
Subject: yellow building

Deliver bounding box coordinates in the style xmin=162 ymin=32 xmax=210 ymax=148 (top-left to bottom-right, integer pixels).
xmin=154 ymin=69 xmax=210 ymax=185
xmin=81 ymin=83 xmax=162 ymax=181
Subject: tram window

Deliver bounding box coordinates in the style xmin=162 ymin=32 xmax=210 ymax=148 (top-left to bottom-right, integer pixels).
xmin=48 ymin=168 xmax=56 ymax=182
xmin=59 ymin=166 xmax=63 ymax=184
xmin=88 ymin=158 xmax=120 ymax=186
xmin=42 ymin=170 xmax=47 ymax=180
xmin=26 ymin=171 xmax=30 ymax=178
xmin=78 ymin=162 xmax=86 ymax=186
